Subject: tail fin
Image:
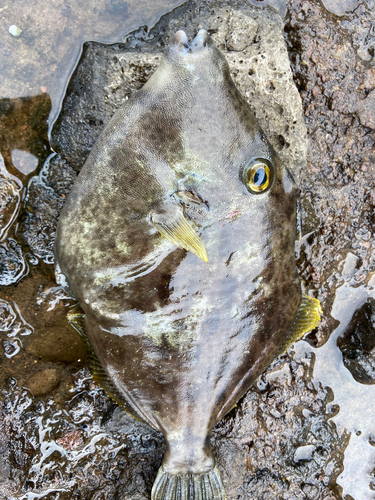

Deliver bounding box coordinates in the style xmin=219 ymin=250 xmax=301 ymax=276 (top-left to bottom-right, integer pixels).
xmin=151 ymin=465 xmax=226 ymax=500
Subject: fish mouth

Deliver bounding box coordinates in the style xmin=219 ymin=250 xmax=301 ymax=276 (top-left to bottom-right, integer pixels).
xmin=172 ymin=29 xmax=211 ymax=52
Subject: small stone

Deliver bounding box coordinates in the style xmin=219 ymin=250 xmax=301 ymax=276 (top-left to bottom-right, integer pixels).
xmin=9 ymin=25 xmax=22 ymax=37
xmin=56 ymin=429 xmax=84 ymax=451
xmin=341 ymin=252 xmax=359 ymax=279
xmin=364 ymin=69 xmax=375 ymax=90
xmin=320 ymin=0 xmax=361 ymax=17
xmin=294 ymin=444 xmax=316 ymax=462
xmin=24 ymin=369 xmax=60 ymax=396
xmin=312 ymin=85 xmax=322 ymax=96
xmin=358 ymin=90 xmax=375 ymax=129
xmin=226 ymin=12 xmax=258 ymax=51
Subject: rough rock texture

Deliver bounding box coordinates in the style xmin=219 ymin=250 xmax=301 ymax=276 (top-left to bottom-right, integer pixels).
xmin=286 ymin=0 xmax=375 ymax=340
xmin=0 ymin=0 xmax=375 ymax=499
xmin=337 ymin=298 xmax=375 ymax=385
xmin=18 ymin=177 xmax=66 ymax=263
xmin=358 ymin=89 xmax=375 ymax=129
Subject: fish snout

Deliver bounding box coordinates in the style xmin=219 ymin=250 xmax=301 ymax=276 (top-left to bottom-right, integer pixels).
xmin=171 ymin=29 xmax=211 ymax=53
xmin=191 ymin=29 xmax=210 ymax=50
xmin=172 ymin=30 xmax=189 ymax=50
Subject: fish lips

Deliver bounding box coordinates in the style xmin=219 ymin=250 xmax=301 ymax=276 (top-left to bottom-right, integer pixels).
xmin=171 ymin=29 xmax=212 ymax=53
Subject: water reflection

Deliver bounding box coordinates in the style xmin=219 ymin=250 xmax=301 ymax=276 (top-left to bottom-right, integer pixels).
xmin=0 ymin=94 xmax=51 ymax=184
xmin=11 ymin=149 xmax=39 ymax=176
xmin=0 ymin=0 xmax=188 ymax=125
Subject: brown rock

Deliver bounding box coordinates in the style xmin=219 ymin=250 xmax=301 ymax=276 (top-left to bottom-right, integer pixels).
xmin=358 ymin=90 xmax=375 ymax=129
xmin=56 ymin=429 xmax=84 ymax=451
xmin=24 ymin=368 xmax=60 ymax=396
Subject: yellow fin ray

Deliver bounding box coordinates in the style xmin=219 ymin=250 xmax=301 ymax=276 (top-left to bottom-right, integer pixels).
xmin=152 ymin=209 xmax=208 ymax=262
xmin=280 ymin=294 xmax=322 ymax=354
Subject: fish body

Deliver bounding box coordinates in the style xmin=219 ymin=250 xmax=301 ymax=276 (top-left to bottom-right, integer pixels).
xmin=55 ymin=30 xmax=320 ymax=499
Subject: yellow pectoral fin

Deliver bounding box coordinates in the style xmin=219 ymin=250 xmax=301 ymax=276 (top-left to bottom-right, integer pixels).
xmin=281 ymin=294 xmax=322 ymax=354
xmin=151 ymin=207 xmax=208 ymax=262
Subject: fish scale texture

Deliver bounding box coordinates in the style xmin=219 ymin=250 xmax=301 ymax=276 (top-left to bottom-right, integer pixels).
xmin=151 ymin=466 xmax=226 ymax=500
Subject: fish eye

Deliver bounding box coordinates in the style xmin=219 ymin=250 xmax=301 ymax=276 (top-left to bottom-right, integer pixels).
xmin=242 ymin=158 xmax=274 ymax=194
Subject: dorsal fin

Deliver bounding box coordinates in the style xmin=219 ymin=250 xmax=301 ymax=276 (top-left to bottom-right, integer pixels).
xmin=151 ymin=204 xmax=208 ymax=262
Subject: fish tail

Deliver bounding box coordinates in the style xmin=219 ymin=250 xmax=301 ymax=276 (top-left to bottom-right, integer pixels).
xmin=151 ymin=465 xmax=226 ymax=500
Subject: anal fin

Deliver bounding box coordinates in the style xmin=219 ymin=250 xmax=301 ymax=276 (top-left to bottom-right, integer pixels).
xmin=67 ymin=310 xmax=147 ymax=425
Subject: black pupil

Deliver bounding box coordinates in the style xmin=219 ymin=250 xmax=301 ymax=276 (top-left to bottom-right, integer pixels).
xmin=253 ymin=167 xmax=267 ymax=187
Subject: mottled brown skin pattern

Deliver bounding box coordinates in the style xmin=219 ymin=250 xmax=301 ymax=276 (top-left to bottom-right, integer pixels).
xmin=55 ymin=31 xmax=301 ymax=475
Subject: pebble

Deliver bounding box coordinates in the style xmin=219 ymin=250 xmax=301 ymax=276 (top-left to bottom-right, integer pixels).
xmin=294 ymin=444 xmax=316 ymax=462
xmin=24 ymin=368 xmax=60 ymax=396
xmin=8 ymin=25 xmax=22 ymax=37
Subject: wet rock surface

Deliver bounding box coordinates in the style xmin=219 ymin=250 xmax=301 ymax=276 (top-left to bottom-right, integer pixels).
xmin=18 ymin=177 xmax=66 ymax=264
xmin=24 ymin=367 xmax=61 ymax=396
xmin=286 ymin=0 xmax=375 ymax=342
xmin=0 ymin=0 xmax=375 ymax=499
xmin=358 ymin=89 xmax=375 ymax=129
xmin=337 ymin=298 xmax=375 ymax=385
xmin=0 ymin=239 xmax=28 ymax=286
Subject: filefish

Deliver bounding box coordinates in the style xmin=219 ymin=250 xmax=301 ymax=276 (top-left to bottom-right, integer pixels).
xmin=54 ymin=29 xmax=321 ymax=500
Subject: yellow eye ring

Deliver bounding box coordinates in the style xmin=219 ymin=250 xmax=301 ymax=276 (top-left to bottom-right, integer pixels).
xmin=242 ymin=158 xmax=274 ymax=194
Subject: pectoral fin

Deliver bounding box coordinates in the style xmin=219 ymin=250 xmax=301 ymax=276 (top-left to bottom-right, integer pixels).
xmin=151 ymin=205 xmax=208 ymax=262
xmin=279 ymin=294 xmax=322 ymax=355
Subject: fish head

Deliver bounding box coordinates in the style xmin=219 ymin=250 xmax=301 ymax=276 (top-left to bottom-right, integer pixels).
xmin=140 ymin=30 xmax=298 ymax=276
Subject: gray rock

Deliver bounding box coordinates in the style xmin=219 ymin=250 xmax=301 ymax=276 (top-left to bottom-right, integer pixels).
xmin=320 ymin=0 xmax=361 ymax=17
xmin=294 ymin=444 xmax=316 ymax=462
xmin=358 ymin=90 xmax=375 ymax=129
xmin=19 ymin=176 xmax=65 ymax=263
xmin=337 ymin=299 xmax=375 ymax=384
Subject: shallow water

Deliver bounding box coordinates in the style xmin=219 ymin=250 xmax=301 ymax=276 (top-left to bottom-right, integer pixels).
xmin=1 ymin=0 xmax=375 ymax=499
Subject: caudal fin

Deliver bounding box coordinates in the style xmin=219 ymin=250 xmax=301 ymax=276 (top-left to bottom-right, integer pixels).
xmin=151 ymin=465 xmax=226 ymax=500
